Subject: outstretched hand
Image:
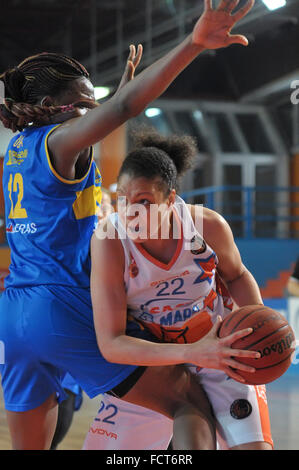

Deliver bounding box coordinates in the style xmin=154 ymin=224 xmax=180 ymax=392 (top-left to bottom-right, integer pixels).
xmin=116 ymin=44 xmax=143 ymax=92
xmin=192 ymin=0 xmax=255 ymax=49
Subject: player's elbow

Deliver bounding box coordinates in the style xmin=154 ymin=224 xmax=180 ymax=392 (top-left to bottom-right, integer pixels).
xmin=98 ymin=344 xmax=118 ymax=363
xmin=221 ymin=264 xmax=248 ymax=286
xmin=97 ymin=336 xmax=124 ymax=364
xmin=119 ymin=100 xmax=145 ymax=120
xmin=115 ymin=90 xmax=147 ymax=120
xmin=110 ymin=92 xmax=134 ymax=121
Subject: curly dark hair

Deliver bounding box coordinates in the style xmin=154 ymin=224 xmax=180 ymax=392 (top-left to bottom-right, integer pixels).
xmin=118 ymin=126 xmax=197 ymax=194
xmin=0 ymin=52 xmax=97 ymax=132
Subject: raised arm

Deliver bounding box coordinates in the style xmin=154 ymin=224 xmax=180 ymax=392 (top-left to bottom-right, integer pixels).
xmin=49 ymin=0 xmax=254 ymax=165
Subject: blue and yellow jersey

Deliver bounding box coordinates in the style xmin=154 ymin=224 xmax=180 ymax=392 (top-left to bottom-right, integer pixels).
xmin=2 ymin=124 xmax=102 ymax=288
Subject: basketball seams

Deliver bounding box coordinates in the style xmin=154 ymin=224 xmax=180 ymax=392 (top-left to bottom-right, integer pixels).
xmin=229 ymin=310 xmax=261 ymax=334
xmin=220 ymin=306 xmax=295 ymax=385
xmin=240 ymin=324 xmax=291 ymax=351
xmin=221 ymin=308 xmax=246 ymax=331
xmin=235 ymin=352 xmax=294 ymax=384
xmin=221 ymin=305 xmax=266 ymax=335
xmin=253 ymin=352 xmax=294 ymax=372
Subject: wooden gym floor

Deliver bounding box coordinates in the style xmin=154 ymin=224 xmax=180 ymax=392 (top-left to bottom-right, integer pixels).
xmin=0 ymin=371 xmax=298 ymax=450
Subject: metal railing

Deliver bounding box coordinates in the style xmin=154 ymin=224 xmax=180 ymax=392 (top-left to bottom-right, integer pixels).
xmin=85 ymin=0 xmax=299 ymax=87
xmin=1 ymin=186 xmax=298 ymax=243
xmin=180 ymin=186 xmax=299 ymax=239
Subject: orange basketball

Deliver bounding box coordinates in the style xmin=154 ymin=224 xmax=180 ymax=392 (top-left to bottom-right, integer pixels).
xmin=218 ymin=305 xmax=296 ymax=385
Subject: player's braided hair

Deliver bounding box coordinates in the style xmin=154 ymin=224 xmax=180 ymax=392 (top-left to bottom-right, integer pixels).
xmin=118 ymin=126 xmax=197 ymax=194
xmin=0 ymin=52 xmax=97 ymax=132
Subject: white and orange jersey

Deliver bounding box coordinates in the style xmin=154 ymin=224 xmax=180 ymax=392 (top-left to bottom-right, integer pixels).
xmin=109 ymin=196 xmax=234 ymax=345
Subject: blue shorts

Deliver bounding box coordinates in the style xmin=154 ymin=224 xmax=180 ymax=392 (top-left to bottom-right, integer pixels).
xmin=0 ymin=285 xmax=139 ymax=412
xmin=61 ymin=373 xmax=83 ymax=411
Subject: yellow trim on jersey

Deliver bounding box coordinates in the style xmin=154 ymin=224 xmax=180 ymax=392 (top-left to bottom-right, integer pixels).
xmin=73 ymin=184 xmax=102 ymax=220
xmin=44 ymin=124 xmax=94 ymax=185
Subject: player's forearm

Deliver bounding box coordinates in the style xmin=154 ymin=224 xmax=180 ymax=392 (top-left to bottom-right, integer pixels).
xmin=59 ymin=36 xmax=204 ymax=154
xmin=226 ymin=268 xmax=264 ymax=308
xmin=117 ymin=35 xmax=205 ymax=118
xmin=100 ymin=334 xmax=190 ymax=367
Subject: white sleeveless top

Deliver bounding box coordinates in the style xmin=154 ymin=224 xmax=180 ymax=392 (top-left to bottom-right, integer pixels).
xmin=109 ymin=196 xmax=233 ymax=344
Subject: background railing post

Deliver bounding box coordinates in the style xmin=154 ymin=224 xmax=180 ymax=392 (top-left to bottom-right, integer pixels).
xmin=207 ymin=191 xmax=215 ymax=211
xmin=245 ymin=187 xmax=253 ymax=239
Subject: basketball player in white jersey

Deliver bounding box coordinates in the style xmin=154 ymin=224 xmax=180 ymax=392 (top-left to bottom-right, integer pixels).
xmin=87 ymin=128 xmax=273 ymax=450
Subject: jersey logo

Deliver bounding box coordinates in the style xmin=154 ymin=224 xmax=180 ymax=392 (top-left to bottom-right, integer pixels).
xmin=140 ymin=311 xmax=213 ymax=344
xmin=13 ymin=135 xmax=24 ymax=149
xmin=6 ymin=149 xmax=28 ymax=166
xmin=190 ymin=235 xmax=206 ymax=255
xmin=193 ymin=253 xmax=217 ymax=285
xmin=95 ymin=167 xmax=102 ymax=186
xmin=6 ymin=222 xmax=37 ymax=234
xmin=129 ymin=252 xmax=139 ymax=278
xmin=140 ymin=297 xmax=193 ymax=316
xmin=255 ymin=385 xmax=268 ymax=405
xmin=89 ymin=427 xmax=118 ymax=440
xmin=230 ymin=399 xmax=252 ymax=420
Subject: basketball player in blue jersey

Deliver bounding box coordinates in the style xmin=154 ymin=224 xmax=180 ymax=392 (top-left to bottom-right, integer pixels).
xmin=0 ymin=0 xmax=256 ymax=450
xmin=52 ymin=191 xmax=114 ymax=450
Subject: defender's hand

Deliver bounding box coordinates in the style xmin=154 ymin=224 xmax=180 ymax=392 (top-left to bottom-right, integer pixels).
xmin=192 ymin=0 xmax=255 ymax=49
xmin=116 ymin=44 xmax=143 ymax=92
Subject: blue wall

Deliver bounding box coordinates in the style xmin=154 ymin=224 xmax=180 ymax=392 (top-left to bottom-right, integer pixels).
xmin=235 ymin=239 xmax=299 ymax=288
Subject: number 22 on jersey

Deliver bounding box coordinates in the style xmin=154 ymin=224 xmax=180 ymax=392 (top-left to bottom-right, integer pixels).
xmin=8 ymin=173 xmax=28 ymax=219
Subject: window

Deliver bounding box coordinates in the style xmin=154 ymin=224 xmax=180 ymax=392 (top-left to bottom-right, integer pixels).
xmin=192 ymin=163 xmax=212 ymax=205
xmin=144 ymin=109 xmax=173 ymax=136
xmin=236 ymin=114 xmax=273 ymax=154
xmin=205 ymin=113 xmax=240 ymax=152
xmin=255 ymin=165 xmax=277 ymax=237
xmin=174 ymin=111 xmax=207 ymax=152
xmin=273 ymin=102 xmax=293 ymax=149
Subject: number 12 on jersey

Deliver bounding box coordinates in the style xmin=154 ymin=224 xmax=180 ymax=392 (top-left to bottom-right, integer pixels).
xmin=8 ymin=173 xmax=28 ymax=219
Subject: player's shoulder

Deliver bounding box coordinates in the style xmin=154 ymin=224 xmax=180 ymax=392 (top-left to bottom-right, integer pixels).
xmin=91 ymin=217 xmax=124 ymax=255
xmin=188 ymin=204 xmax=228 ymax=232
xmin=91 ymin=219 xmax=126 ymax=278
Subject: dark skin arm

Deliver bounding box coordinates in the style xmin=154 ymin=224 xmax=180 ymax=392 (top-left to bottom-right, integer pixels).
xmin=48 ymin=0 xmax=254 ymax=180
xmin=47 ymin=45 xmax=143 ymax=180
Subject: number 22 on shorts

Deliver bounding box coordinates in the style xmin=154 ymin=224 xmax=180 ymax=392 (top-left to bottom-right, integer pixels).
xmin=95 ymin=400 xmax=118 ymax=425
